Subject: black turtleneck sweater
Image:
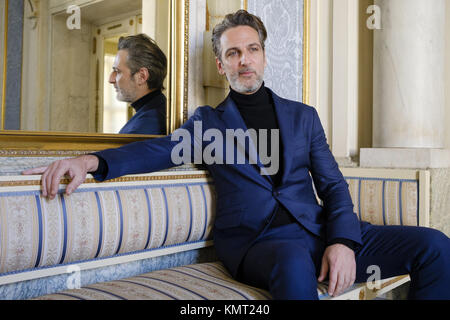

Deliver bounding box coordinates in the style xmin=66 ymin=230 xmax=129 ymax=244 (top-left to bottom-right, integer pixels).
xmin=229 ymin=85 xmax=297 ymax=228
xmin=131 ymin=89 xmax=162 ymax=112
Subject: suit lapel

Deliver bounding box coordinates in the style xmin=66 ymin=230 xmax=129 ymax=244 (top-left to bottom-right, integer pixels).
xmin=270 ymin=89 xmax=296 ymax=185
xmin=217 ymin=96 xmax=273 ymax=187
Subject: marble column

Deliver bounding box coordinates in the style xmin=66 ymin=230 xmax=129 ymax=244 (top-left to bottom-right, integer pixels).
xmin=372 ymin=0 xmax=445 ymax=149
xmin=361 ymin=0 xmax=450 ymax=169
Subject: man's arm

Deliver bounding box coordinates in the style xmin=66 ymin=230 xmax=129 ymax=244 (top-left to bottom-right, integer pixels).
xmin=22 ymin=107 xmax=205 ymax=199
xmin=308 ymin=107 xmax=361 ymax=296
xmin=308 ymin=107 xmax=362 ymax=245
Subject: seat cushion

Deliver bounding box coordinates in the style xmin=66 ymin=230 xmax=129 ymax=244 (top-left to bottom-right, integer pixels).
xmin=33 ymin=262 xmax=271 ymax=300
xmin=33 ymin=261 xmax=408 ymax=300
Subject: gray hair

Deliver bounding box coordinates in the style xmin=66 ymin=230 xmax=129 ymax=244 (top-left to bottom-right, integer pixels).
xmin=118 ymin=34 xmax=167 ymax=90
xmin=212 ymin=9 xmax=267 ymax=61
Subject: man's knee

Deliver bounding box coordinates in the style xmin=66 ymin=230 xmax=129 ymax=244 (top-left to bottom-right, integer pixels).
xmin=268 ymin=244 xmax=318 ymax=299
xmin=418 ymin=228 xmax=450 ymax=252
xmin=414 ymin=228 xmax=450 ymax=271
xmin=272 ymin=243 xmax=315 ymax=273
xmin=241 ymin=239 xmax=320 ymax=299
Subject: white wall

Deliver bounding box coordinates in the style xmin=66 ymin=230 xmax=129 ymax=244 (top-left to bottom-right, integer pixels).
xmin=310 ymin=0 xmax=372 ymax=161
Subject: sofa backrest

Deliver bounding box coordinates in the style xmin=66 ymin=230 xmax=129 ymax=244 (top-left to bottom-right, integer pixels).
xmin=341 ymin=168 xmax=430 ymax=227
xmin=0 ymin=170 xmax=215 ymax=285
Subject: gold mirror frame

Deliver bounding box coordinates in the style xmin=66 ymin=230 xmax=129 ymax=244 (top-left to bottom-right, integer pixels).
xmin=0 ymin=0 xmax=189 ymax=157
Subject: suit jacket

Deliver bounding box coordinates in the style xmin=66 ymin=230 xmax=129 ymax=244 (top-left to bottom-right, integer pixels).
xmin=119 ymin=91 xmax=167 ymax=135
xmin=94 ymin=88 xmax=362 ymax=278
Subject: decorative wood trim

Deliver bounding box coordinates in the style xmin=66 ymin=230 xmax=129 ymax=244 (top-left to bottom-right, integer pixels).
xmin=0 ymin=173 xmax=211 ymax=187
xmin=169 ymin=0 xmax=189 ymax=132
xmin=303 ymin=0 xmax=310 ymax=105
xmin=340 ymin=167 xmax=421 ymax=180
xmin=0 ymin=130 xmax=159 ymax=156
xmin=419 ymin=170 xmax=430 ymax=227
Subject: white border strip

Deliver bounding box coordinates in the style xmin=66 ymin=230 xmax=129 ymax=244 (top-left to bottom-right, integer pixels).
xmin=340 ymin=167 xmax=420 ymax=180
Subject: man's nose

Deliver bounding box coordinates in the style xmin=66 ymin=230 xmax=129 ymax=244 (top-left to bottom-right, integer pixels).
xmin=109 ymin=72 xmax=116 ymax=84
xmin=239 ymin=53 xmax=250 ymax=66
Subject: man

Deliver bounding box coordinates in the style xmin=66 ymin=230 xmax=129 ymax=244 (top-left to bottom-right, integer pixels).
xmin=24 ymin=10 xmax=450 ymax=300
xmin=110 ymin=34 xmax=167 ymax=135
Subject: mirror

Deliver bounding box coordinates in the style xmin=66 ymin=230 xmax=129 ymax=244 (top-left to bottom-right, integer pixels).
xmin=0 ymin=0 xmax=186 ymax=141
xmin=0 ymin=0 xmax=309 ymax=155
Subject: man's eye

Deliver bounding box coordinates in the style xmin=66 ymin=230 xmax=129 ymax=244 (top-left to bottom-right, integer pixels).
xmin=228 ymin=51 xmax=237 ymax=57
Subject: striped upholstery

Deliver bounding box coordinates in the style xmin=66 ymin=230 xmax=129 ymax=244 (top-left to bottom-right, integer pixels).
xmin=0 ymin=172 xmax=215 ymax=276
xmin=346 ymin=177 xmax=419 ymax=226
xmin=34 ymin=262 xmax=271 ymax=300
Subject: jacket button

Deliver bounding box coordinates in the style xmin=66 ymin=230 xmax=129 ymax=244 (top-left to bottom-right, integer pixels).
xmin=273 ymin=191 xmax=280 ymax=197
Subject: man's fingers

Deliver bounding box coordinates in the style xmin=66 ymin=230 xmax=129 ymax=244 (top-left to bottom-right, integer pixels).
xmin=331 ymin=269 xmax=355 ymax=297
xmin=22 ymin=166 xmax=48 ymax=175
xmin=43 ymin=163 xmax=58 ymax=199
xmin=351 ymin=268 xmax=356 ymax=287
xmin=327 ymin=269 xmax=337 ymax=296
xmin=49 ymin=164 xmax=71 ymax=199
xmin=42 ymin=164 xmax=59 ymax=198
xmin=21 ymin=165 xmax=53 ymax=197
xmin=23 ymin=157 xmax=91 ymax=200
xmin=334 ymin=274 xmax=345 ymax=296
xmin=66 ymin=174 xmax=86 ymax=195
xmin=318 ymin=258 xmax=329 ymax=282
xmin=41 ymin=170 xmax=49 ymax=197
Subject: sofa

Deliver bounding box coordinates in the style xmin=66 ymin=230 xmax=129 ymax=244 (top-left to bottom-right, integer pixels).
xmin=0 ymin=166 xmax=429 ymax=300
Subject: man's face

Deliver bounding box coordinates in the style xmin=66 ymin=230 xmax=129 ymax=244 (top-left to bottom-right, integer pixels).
xmin=109 ymin=49 xmax=138 ymax=103
xmin=216 ymin=25 xmax=266 ymax=95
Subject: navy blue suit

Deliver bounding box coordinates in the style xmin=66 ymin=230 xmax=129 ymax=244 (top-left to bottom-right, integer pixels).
xmin=119 ymin=91 xmax=166 ymax=135
xmin=94 ymin=88 xmax=450 ymax=299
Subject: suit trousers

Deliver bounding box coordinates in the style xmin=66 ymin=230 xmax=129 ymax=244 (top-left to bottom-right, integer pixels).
xmin=239 ymin=221 xmax=450 ymax=300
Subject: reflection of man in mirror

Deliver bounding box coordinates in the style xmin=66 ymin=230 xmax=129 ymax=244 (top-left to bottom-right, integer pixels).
xmin=24 ymin=10 xmax=450 ymax=300
xmin=109 ymin=34 xmax=167 ymax=135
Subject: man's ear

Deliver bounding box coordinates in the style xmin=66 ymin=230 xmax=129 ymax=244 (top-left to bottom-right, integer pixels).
xmin=215 ymin=57 xmax=225 ymax=75
xmin=136 ymin=67 xmax=150 ymax=85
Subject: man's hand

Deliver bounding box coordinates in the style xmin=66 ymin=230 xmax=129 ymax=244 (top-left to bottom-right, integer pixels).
xmin=318 ymin=243 xmax=356 ymax=297
xmin=22 ymin=155 xmax=99 ymax=200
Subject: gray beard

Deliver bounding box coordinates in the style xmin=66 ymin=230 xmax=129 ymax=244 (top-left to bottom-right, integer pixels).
xmin=228 ymin=74 xmax=264 ymax=94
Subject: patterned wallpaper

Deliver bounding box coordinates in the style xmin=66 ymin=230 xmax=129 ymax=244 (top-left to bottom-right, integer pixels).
xmin=247 ymin=0 xmax=304 ymax=103
xmin=4 ymin=0 xmax=24 ymax=130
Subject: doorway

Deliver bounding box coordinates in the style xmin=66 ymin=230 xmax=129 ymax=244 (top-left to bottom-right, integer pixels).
xmin=95 ymin=16 xmax=142 ymax=133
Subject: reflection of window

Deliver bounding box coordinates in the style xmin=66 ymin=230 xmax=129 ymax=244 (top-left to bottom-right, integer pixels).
xmin=103 ymin=54 xmax=128 ymax=134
